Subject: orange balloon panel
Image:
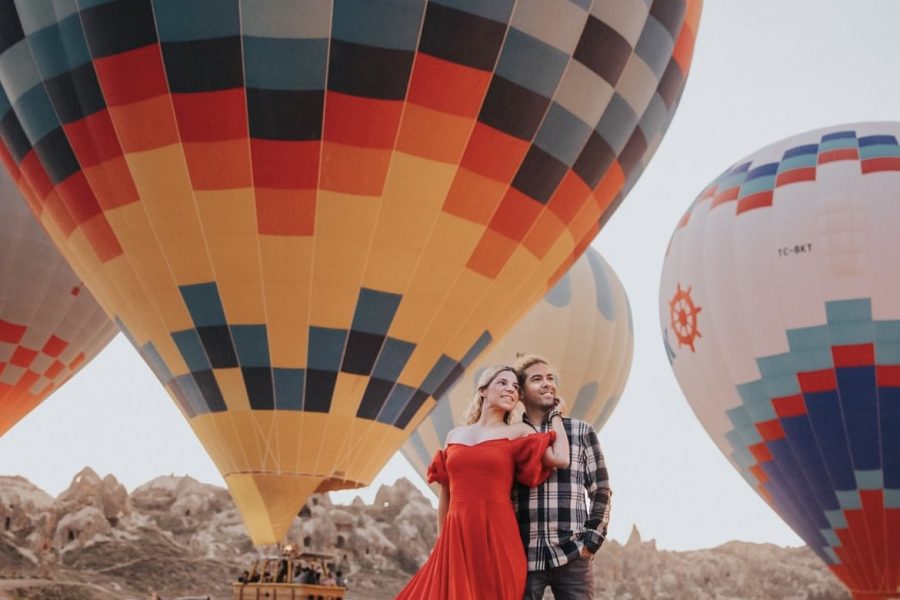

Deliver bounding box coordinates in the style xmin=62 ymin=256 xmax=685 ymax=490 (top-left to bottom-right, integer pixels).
xmin=0 ymin=159 xmax=116 ymax=436
xmin=401 ymin=247 xmax=633 ymax=491
xmin=0 ymin=1 xmax=700 ymax=544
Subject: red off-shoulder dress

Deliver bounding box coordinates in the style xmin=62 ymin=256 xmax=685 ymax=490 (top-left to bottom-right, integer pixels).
xmin=396 ymin=432 xmax=556 ymax=599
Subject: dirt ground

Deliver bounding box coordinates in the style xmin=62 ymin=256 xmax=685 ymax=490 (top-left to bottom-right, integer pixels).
xmin=0 ymin=579 xmax=123 ymax=600
xmin=344 ymin=571 xmax=406 ymax=599
xmin=0 ymin=569 xmax=409 ymax=600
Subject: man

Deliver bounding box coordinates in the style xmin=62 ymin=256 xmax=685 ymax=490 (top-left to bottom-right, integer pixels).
xmin=513 ymin=355 xmax=612 ymax=599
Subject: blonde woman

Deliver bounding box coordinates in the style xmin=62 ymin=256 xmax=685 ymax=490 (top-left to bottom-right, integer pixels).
xmin=396 ymin=365 xmax=569 ymax=599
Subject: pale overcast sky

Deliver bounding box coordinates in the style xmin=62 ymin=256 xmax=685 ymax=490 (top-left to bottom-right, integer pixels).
xmin=2 ymin=2 xmax=900 ymax=551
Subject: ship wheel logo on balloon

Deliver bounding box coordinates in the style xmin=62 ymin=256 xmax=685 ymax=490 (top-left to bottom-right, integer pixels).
xmin=669 ymin=284 xmax=702 ymax=352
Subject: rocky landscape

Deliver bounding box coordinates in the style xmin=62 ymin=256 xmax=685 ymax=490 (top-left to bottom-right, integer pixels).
xmin=0 ymin=469 xmax=849 ymax=599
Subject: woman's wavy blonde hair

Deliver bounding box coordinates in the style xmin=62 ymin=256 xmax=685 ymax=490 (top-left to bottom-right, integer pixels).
xmin=461 ymin=365 xmax=519 ymax=425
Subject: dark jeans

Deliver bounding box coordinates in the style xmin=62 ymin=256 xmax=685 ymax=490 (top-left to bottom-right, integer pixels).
xmin=523 ymin=555 xmax=594 ymax=600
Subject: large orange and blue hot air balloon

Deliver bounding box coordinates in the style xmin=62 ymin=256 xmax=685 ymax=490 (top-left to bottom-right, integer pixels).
xmin=0 ymin=158 xmax=116 ymax=436
xmin=661 ymin=122 xmax=900 ymax=600
xmin=401 ymin=246 xmax=632 ymax=489
xmin=0 ymin=0 xmax=700 ymax=544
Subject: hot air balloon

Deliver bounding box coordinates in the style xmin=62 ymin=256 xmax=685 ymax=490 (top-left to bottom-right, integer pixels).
xmin=402 ymin=246 xmax=632 ymax=489
xmin=660 ymin=122 xmax=900 ymax=600
xmin=0 ymin=158 xmax=116 ymax=436
xmin=0 ymin=0 xmax=700 ymax=545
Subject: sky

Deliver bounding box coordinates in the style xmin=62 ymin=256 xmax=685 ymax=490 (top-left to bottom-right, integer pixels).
xmin=2 ymin=2 xmax=900 ymax=552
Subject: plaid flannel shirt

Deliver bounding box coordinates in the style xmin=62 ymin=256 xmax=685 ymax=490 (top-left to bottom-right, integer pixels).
xmin=512 ymin=414 xmax=611 ymax=571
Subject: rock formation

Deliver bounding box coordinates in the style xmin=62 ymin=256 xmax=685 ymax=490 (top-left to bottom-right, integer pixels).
xmin=0 ymin=476 xmax=53 ymax=534
xmin=0 ymin=470 xmax=852 ymax=600
xmin=593 ymin=529 xmax=848 ymax=600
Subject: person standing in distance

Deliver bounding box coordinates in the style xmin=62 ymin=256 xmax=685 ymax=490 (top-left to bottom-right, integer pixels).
xmin=513 ymin=355 xmax=612 ymax=599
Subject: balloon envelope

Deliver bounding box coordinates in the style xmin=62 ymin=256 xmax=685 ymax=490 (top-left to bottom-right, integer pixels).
xmin=0 ymin=0 xmax=699 ymax=544
xmin=660 ymin=122 xmax=900 ymax=599
xmin=0 ymin=162 xmax=116 ymax=436
xmin=402 ymin=246 xmax=632 ymax=490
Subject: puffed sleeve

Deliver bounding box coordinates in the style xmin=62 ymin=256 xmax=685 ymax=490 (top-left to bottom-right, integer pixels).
xmin=513 ymin=431 xmax=557 ymax=487
xmin=427 ymin=449 xmax=448 ymax=485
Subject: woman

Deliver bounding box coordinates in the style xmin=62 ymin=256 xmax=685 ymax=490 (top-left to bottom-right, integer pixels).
xmin=396 ymin=365 xmax=569 ymax=599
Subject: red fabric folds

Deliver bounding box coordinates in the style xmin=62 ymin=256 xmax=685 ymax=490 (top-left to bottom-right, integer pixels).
xmin=427 ymin=449 xmax=449 ymax=485
xmin=513 ymin=429 xmax=556 ymax=487
xmin=397 ymin=432 xmax=556 ymax=599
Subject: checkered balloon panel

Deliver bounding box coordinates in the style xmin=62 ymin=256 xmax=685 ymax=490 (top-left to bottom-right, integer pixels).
xmin=0 ymin=162 xmax=116 ymax=436
xmin=0 ymin=0 xmax=699 ymax=544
